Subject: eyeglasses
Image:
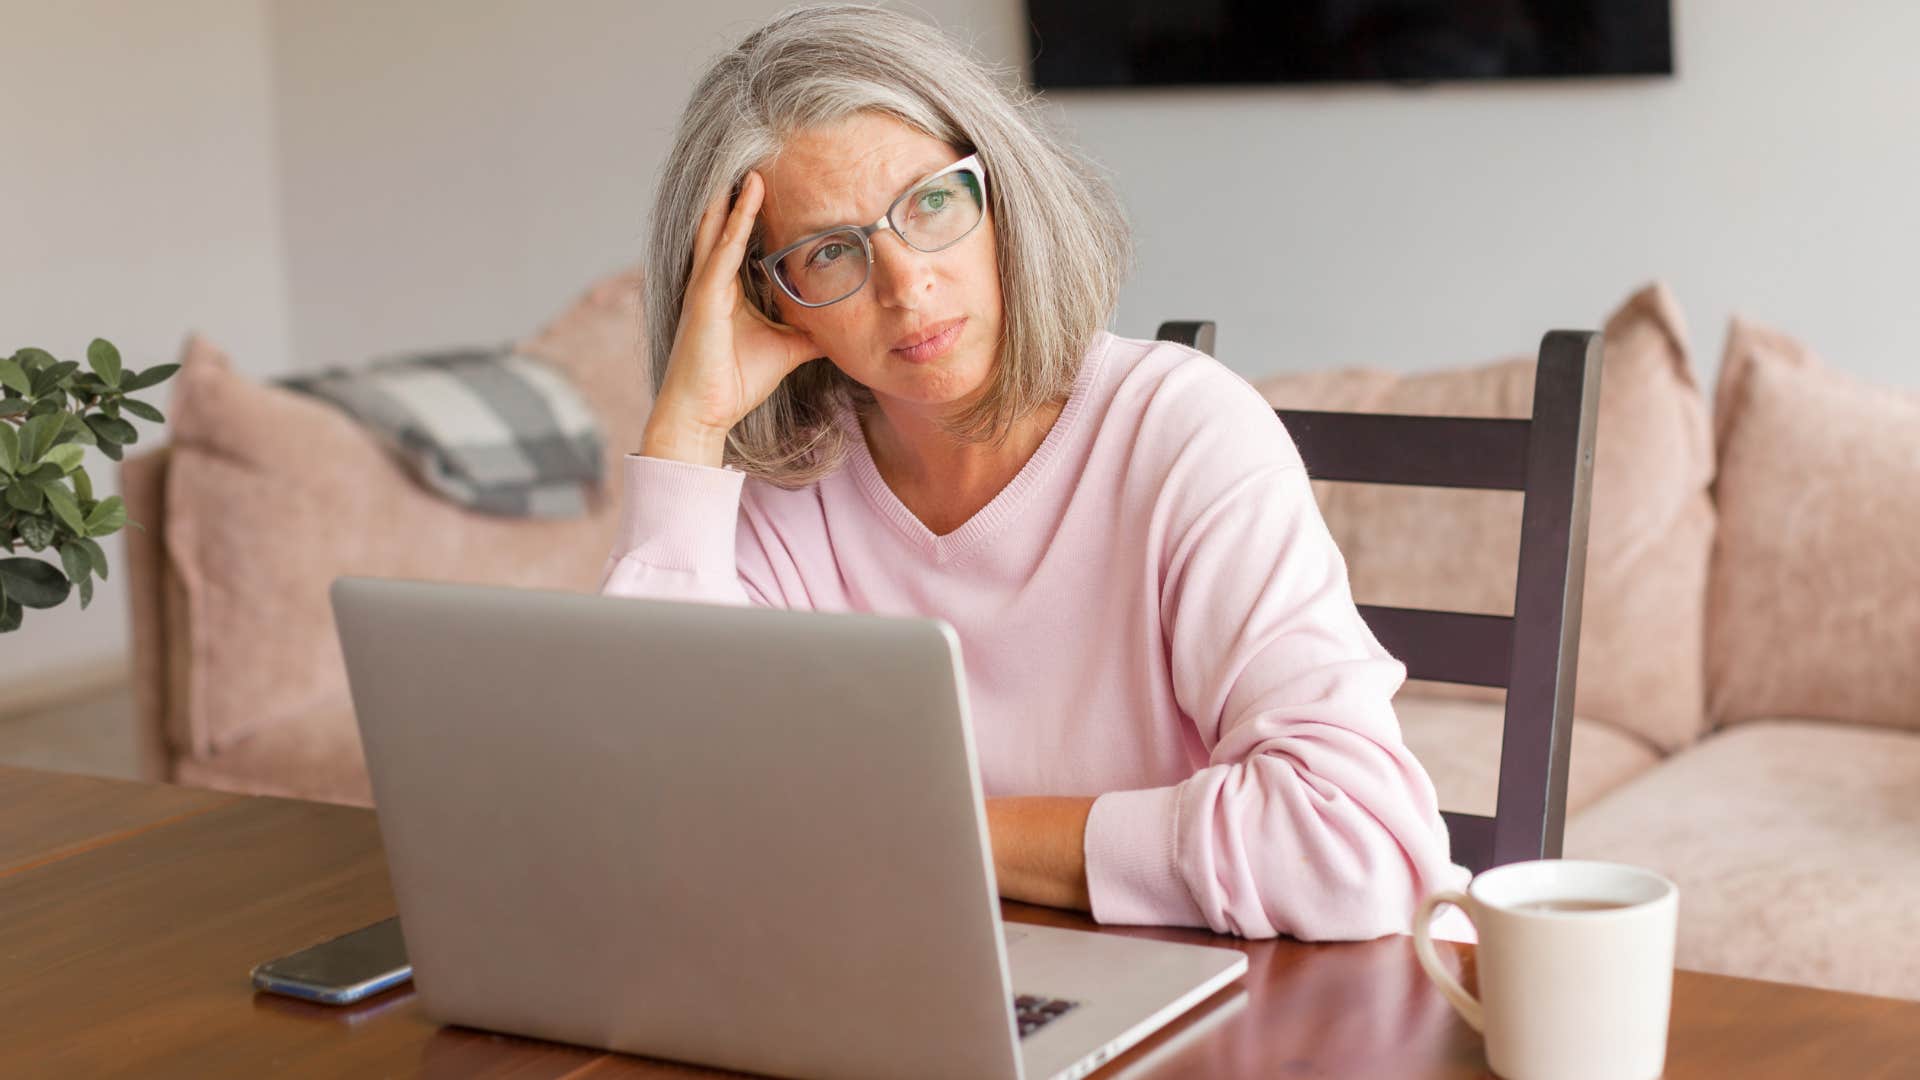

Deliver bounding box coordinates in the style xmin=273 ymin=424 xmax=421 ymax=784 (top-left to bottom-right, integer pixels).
xmin=754 ymin=152 xmax=988 ymax=309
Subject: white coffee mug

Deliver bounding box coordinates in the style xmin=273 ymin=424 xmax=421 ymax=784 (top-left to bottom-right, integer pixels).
xmin=1413 ymin=859 xmax=1679 ymax=1080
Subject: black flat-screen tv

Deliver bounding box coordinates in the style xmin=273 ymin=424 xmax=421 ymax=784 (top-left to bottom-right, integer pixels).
xmin=1027 ymin=1 xmax=1673 ymax=88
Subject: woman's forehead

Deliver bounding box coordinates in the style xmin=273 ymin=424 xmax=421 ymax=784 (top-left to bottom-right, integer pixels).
xmin=759 ymin=118 xmax=960 ymax=247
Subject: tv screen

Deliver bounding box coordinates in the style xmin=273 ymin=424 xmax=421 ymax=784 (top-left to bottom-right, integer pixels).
xmin=1027 ymin=1 xmax=1674 ymax=88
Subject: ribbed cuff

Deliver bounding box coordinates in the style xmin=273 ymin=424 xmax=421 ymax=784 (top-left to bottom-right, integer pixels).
xmin=1083 ymin=784 xmax=1207 ymax=928
xmin=613 ymin=454 xmax=746 ymax=579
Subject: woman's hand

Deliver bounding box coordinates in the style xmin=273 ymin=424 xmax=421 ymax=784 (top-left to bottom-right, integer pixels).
xmin=643 ymin=170 xmax=821 ymax=467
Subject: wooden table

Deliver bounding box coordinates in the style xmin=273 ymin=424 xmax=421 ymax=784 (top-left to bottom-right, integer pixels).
xmin=3 ymin=765 xmax=1916 ymax=1078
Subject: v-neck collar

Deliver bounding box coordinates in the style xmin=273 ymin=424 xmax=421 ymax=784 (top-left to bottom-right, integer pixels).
xmin=839 ymin=332 xmax=1112 ymax=566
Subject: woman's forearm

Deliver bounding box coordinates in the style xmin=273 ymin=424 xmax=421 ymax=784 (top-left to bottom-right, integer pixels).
xmin=985 ymin=796 xmax=1096 ymax=911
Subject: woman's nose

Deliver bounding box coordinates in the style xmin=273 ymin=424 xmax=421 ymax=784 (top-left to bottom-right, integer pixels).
xmin=868 ymin=230 xmax=935 ymax=308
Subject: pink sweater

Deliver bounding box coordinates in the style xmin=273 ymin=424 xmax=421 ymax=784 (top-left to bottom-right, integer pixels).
xmin=600 ymin=331 xmax=1467 ymax=941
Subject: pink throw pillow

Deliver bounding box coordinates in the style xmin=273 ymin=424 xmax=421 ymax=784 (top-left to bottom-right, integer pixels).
xmin=159 ymin=269 xmax=651 ymax=758
xmin=1706 ymin=318 xmax=1920 ymax=732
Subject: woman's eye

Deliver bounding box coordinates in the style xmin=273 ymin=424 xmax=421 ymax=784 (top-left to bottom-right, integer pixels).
xmin=807 ymin=242 xmax=848 ymax=268
xmin=916 ymin=190 xmax=951 ymax=214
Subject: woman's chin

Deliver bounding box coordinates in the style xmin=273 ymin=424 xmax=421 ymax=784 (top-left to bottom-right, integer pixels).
xmin=881 ymin=369 xmax=989 ymax=410
xmin=865 ymin=353 xmax=990 ymax=407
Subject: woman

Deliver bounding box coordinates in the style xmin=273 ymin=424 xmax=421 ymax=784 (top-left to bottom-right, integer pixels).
xmin=602 ymin=4 xmax=1465 ymax=940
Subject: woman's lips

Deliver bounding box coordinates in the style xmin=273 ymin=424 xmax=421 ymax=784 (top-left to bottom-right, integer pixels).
xmin=891 ymin=318 xmax=966 ymax=363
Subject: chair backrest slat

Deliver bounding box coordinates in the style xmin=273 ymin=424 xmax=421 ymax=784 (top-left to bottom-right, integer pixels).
xmin=1356 ymin=605 xmax=1514 ymax=688
xmin=1492 ymin=330 xmax=1602 ymax=869
xmin=1276 ymin=411 xmax=1532 ymax=490
xmin=1155 ymin=320 xmax=1602 ymax=877
xmin=1440 ymin=811 xmax=1495 ymax=873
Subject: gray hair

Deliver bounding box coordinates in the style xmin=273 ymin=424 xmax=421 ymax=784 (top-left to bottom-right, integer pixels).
xmin=644 ymin=3 xmax=1134 ymax=488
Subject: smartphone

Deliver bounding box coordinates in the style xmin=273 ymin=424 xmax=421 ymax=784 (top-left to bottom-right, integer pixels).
xmin=250 ymin=917 xmax=413 ymax=1005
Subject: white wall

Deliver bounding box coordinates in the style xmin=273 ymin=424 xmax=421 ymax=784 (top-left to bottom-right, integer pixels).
xmin=1082 ymin=0 xmax=1920 ymax=380
xmin=266 ymin=0 xmax=1020 ymax=370
xmin=0 ymin=0 xmax=293 ymax=692
xmin=267 ymin=0 xmax=1920 ymax=387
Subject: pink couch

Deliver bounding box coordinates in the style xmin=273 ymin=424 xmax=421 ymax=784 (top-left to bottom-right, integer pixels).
xmin=1252 ymin=284 xmax=1920 ymax=1002
xmin=123 ymin=274 xmax=1920 ymax=1002
xmin=122 ymin=270 xmax=650 ymax=803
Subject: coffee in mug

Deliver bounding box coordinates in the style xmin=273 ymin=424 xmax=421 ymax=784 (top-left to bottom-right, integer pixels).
xmin=1412 ymin=859 xmax=1678 ymax=1080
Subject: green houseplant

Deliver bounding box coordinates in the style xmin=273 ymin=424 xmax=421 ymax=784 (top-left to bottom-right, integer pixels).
xmin=0 ymin=340 xmax=178 ymax=632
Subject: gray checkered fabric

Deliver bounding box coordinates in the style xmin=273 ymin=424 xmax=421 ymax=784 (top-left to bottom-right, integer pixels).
xmin=280 ymin=346 xmax=604 ymax=518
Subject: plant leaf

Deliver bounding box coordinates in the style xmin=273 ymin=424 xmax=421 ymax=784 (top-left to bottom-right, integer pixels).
xmin=99 ymin=440 xmax=124 ymax=462
xmin=79 ymin=536 xmax=109 ymax=580
xmin=85 ymin=414 xmax=139 ymax=446
xmin=72 ymin=465 xmax=94 ymax=503
xmin=62 ymin=414 xmax=97 ymax=446
xmin=12 ymin=347 xmax=56 ymax=369
xmin=120 ymin=398 xmax=166 ymax=424
xmin=0 ymin=358 xmax=28 ymax=395
xmin=78 ymin=573 xmax=93 ymax=609
xmin=18 ymin=514 xmax=56 ymax=550
xmin=18 ymin=414 xmax=59 ymax=463
xmin=0 ymin=556 xmax=70 ymax=609
xmin=0 ymin=398 xmax=28 ymax=419
xmin=88 ymin=339 xmax=124 ymax=388
xmin=44 ymin=484 xmax=86 ymax=534
xmin=31 ymin=361 xmax=80 ymax=398
xmin=84 ymin=494 xmax=127 ymax=535
xmin=0 ymin=423 xmax=16 ymax=473
xmin=59 ymin=541 xmax=91 ymax=586
xmin=0 ymin=598 xmax=21 ymax=633
xmin=25 ymin=461 xmax=63 ymax=482
xmin=47 ymin=359 xmax=79 ymax=383
xmin=42 ymin=444 xmax=85 ymax=474
xmin=123 ymin=363 xmax=181 ymax=392
xmin=5 ymin=478 xmax=44 ymax=513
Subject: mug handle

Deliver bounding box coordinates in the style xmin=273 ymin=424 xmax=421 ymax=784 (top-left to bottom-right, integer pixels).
xmin=1413 ymin=890 xmax=1484 ymax=1032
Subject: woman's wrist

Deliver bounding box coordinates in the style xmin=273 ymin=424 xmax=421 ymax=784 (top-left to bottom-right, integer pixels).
xmin=986 ymin=796 xmax=1096 ymax=912
xmin=639 ymin=410 xmax=730 ymax=468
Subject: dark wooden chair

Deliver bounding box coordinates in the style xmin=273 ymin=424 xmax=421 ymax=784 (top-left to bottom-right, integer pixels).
xmin=1155 ymin=320 xmax=1602 ymax=875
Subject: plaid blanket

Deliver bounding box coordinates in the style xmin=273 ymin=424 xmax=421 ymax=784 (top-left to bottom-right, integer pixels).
xmin=280 ymin=347 xmax=604 ymax=518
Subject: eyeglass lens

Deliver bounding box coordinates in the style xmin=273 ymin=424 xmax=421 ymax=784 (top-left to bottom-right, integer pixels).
xmin=773 ymin=168 xmax=984 ymax=306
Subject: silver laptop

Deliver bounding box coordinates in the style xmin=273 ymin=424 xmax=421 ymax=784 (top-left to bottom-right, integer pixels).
xmin=331 ymin=577 xmax=1246 ymax=1080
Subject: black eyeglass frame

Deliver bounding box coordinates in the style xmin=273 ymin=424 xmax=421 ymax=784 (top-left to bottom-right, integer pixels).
xmin=752 ymin=152 xmax=988 ymax=309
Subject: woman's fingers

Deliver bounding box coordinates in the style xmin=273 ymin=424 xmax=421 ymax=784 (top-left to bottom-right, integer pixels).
xmin=690 ymin=171 xmax=763 ymax=306
xmin=739 ymin=300 xmax=818 ymax=372
xmin=720 ymin=171 xmax=764 ymax=262
xmin=686 ymin=185 xmax=731 ymax=287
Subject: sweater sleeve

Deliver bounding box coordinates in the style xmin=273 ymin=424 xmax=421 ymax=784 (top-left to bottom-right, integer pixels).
xmin=1082 ymin=392 xmax=1467 ymax=941
xmin=597 ymin=454 xmax=780 ymax=608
